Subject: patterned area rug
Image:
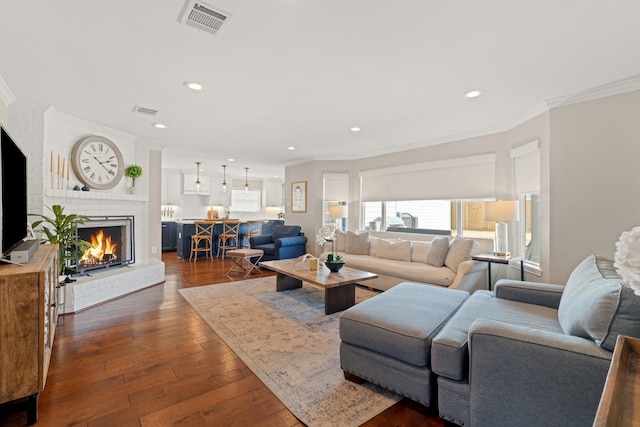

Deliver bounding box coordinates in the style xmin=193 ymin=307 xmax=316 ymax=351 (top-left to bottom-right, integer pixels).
xmin=179 ymin=276 xmax=401 ymax=427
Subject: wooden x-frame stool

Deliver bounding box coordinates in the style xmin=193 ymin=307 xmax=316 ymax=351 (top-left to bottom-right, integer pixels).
xmin=226 ymin=249 xmax=264 ymax=278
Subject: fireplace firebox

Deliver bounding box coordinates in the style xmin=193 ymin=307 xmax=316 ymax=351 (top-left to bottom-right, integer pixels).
xmin=74 ymin=216 xmax=135 ymax=274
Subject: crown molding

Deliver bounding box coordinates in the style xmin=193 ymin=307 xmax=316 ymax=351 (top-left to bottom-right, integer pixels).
xmin=545 ymin=74 xmax=640 ymax=109
xmin=0 ymin=74 xmax=16 ymax=105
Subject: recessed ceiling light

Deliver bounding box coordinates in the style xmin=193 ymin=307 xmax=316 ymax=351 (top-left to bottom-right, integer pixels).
xmin=464 ymin=89 xmax=484 ymax=99
xmin=288 ymin=146 xmax=296 ymax=150
xmin=350 ymin=126 xmax=361 ymax=132
xmin=183 ymin=81 xmax=204 ymax=91
xmin=227 ymin=158 xmax=235 ymax=162
xmin=152 ymin=123 xmax=167 ymax=129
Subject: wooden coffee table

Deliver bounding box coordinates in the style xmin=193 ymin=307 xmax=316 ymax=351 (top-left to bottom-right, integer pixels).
xmin=259 ymin=259 xmax=378 ymax=314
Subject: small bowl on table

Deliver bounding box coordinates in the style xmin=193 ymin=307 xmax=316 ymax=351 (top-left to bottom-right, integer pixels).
xmin=325 ymin=261 xmax=345 ymax=272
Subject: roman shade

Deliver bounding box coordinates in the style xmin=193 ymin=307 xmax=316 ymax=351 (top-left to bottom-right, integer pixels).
xmin=359 ymin=154 xmax=495 ymax=202
xmin=323 ymin=173 xmax=349 ymax=201
xmin=511 ymin=139 xmax=540 ymax=194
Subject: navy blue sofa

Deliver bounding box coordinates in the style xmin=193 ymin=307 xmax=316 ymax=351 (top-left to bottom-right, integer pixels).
xmin=249 ymin=225 xmax=307 ymax=261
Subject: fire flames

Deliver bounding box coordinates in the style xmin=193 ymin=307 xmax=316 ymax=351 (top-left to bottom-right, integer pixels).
xmin=80 ymin=229 xmax=118 ymax=265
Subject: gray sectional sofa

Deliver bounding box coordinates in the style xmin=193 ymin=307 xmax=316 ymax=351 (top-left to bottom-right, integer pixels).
xmin=340 ymin=254 xmax=640 ymax=427
xmin=326 ymin=230 xmax=493 ymax=293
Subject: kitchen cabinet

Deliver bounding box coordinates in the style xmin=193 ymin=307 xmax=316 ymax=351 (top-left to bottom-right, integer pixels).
xmin=183 ymin=174 xmax=210 ymax=195
xmin=0 ymin=245 xmax=59 ymax=424
xmin=162 ymin=169 xmax=182 ymax=205
xmin=264 ymin=180 xmax=284 ymax=207
xmin=161 ymin=221 xmax=177 ymax=251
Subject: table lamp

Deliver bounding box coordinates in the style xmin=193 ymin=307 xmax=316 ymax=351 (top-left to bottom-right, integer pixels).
xmin=330 ymin=204 xmax=348 ymax=232
xmin=484 ymin=200 xmax=519 ymax=256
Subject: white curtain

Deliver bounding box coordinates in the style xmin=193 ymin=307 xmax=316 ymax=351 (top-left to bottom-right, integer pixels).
xmin=360 ymin=154 xmax=495 ymax=201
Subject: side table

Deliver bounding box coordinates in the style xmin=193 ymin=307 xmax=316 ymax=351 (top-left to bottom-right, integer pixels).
xmin=472 ymin=253 xmax=524 ymax=291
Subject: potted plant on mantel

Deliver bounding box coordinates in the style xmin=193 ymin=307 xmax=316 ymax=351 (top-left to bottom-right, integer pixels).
xmin=29 ymin=204 xmax=92 ymax=282
xmin=125 ymin=164 xmax=143 ymax=194
xmin=317 ymin=224 xmax=345 ymax=273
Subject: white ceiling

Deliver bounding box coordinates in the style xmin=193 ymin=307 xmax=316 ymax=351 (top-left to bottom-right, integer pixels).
xmin=2 ymin=1 xmax=640 ymax=180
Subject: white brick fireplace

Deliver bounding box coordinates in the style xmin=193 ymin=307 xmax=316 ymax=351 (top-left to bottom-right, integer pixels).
xmin=8 ymin=103 xmax=166 ymax=313
xmin=46 ymin=189 xmax=164 ymax=312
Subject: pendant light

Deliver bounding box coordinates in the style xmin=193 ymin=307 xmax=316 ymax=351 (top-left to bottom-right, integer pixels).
xmin=244 ymin=167 xmax=250 ymax=192
xmin=195 ymin=162 xmax=201 ymax=192
xmin=221 ymin=164 xmax=227 ymax=192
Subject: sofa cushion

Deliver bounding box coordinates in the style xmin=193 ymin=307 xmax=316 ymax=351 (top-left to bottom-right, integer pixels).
xmin=427 ymin=236 xmax=449 ymax=267
xmin=411 ymin=241 xmax=431 ymax=263
xmin=558 ymin=255 xmax=640 ymax=351
xmin=376 ymin=239 xmax=411 ymax=261
xmin=346 ymin=230 xmax=370 ymax=255
xmin=339 ymin=253 xmax=456 ymax=286
xmin=432 ymin=290 xmax=563 ymax=380
xmin=369 ymin=237 xmax=380 ymax=257
xmin=340 ymin=283 xmax=469 ymax=367
xmin=445 ymin=237 xmax=477 ymax=274
xmin=271 ymin=225 xmax=301 ymax=240
xmin=601 ymin=282 xmax=640 ymax=350
xmin=254 ymin=243 xmax=275 ymax=256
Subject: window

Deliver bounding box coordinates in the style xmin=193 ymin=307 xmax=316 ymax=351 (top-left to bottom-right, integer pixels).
xmin=523 ymin=193 xmax=540 ymax=264
xmin=362 ymin=199 xmax=493 ymax=238
xmin=323 ymin=173 xmax=349 ymax=228
xmin=512 ymin=140 xmax=541 ymax=271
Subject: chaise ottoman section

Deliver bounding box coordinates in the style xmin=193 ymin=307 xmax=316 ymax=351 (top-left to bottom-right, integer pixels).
xmin=339 ymin=282 xmax=469 ymax=406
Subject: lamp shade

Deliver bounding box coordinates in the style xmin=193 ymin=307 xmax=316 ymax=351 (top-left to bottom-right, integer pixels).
xmin=329 ymin=204 xmax=348 ymax=219
xmin=484 ymin=200 xmax=519 ymax=222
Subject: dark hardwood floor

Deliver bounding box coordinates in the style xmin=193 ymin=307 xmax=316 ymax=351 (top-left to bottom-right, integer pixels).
xmin=1 ymin=252 xmax=445 ymax=427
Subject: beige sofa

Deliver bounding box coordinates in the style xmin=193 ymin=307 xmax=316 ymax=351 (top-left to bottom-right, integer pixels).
xmin=324 ymin=230 xmax=492 ymax=293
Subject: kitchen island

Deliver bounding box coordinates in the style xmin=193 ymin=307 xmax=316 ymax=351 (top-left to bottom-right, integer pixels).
xmin=175 ymin=219 xmax=284 ymax=259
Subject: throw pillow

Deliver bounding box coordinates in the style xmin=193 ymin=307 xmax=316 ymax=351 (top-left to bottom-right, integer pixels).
xmin=444 ymin=237 xmax=477 ymax=274
xmin=558 ymin=255 xmax=640 ymax=351
xmin=345 ymin=231 xmax=370 ymax=255
xmin=426 ymin=236 xmax=449 ymax=267
xmin=376 ymin=239 xmax=411 ymax=261
xmin=411 ymin=241 xmax=431 ymax=263
xmin=369 ymin=236 xmax=381 ymax=257
xmin=271 ymin=225 xmax=301 ymax=240
xmin=601 ymin=282 xmax=640 ymax=351
xmin=335 ymin=229 xmax=347 ymax=252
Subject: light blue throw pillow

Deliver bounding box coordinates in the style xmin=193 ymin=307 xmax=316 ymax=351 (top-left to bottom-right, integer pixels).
xmin=558 ymin=255 xmax=640 ymax=351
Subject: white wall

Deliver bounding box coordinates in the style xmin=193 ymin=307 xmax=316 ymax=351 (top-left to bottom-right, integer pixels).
xmin=285 ymin=161 xmax=322 ymax=255
xmin=0 ymin=100 xmax=7 ymax=126
xmin=548 ymin=90 xmax=640 ymax=282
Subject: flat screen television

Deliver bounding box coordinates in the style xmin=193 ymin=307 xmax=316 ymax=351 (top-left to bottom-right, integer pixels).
xmin=0 ymin=125 xmax=28 ymax=257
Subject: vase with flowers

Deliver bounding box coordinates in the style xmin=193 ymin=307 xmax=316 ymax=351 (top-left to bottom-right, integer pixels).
xmin=317 ymin=224 xmax=345 ymax=272
xmin=614 ymin=226 xmax=640 ymax=296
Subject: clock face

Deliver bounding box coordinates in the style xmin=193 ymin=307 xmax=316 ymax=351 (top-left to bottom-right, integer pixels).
xmin=71 ymin=136 xmax=124 ymax=190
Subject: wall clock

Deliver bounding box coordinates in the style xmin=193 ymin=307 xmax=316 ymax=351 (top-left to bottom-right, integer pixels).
xmin=71 ymin=135 xmax=124 ymax=190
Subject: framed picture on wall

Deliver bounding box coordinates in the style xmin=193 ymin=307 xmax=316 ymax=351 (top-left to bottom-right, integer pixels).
xmin=291 ymin=181 xmax=307 ymax=213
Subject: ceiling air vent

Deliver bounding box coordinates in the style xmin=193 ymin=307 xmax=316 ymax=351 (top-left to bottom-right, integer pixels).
xmin=132 ymin=105 xmax=158 ymax=116
xmin=178 ymin=0 xmax=233 ymax=36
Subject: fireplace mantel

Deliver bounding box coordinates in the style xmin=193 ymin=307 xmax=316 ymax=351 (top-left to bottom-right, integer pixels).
xmin=45 ymin=188 xmax=148 ymax=202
